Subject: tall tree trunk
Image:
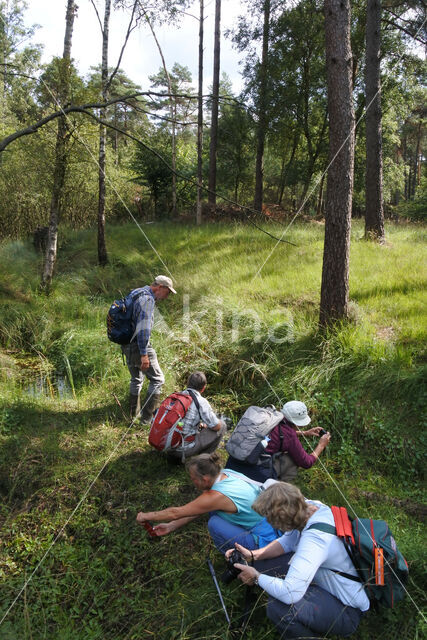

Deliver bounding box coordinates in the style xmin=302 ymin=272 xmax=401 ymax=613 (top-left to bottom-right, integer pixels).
xmin=364 ymin=0 xmax=384 ymax=242
xmin=98 ymin=0 xmax=111 ymax=267
xmin=416 ymin=121 xmax=422 ymax=187
xmin=253 ymin=0 xmax=270 ymax=213
xmin=196 ymin=0 xmax=204 ymax=225
xmin=113 ymin=103 xmax=118 ymax=163
xmin=41 ymin=0 xmax=76 ymax=290
xmin=0 ymin=2 xmax=7 ymax=119
xmin=208 ymin=0 xmax=221 ymax=207
xmin=319 ymin=0 xmax=355 ymax=326
xmin=402 ymin=134 xmax=408 ymax=200
xmin=412 ymin=121 xmax=422 ymax=196
xmin=316 ymin=171 xmax=325 ymax=218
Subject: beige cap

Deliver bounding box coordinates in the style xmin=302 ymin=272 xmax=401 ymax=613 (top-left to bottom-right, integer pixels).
xmin=153 ymin=275 xmax=176 ymax=294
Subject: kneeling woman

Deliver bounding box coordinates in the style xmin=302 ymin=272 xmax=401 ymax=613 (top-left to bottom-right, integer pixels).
xmin=136 ymin=453 xmax=280 ymax=552
xmin=227 ymin=483 xmax=369 ymax=639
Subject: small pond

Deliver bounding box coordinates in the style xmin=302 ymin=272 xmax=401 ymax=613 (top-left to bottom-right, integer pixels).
xmin=2 ymin=351 xmax=72 ymax=398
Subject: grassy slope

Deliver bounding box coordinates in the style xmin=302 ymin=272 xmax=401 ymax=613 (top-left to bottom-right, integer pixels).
xmin=0 ymin=220 xmax=425 ymax=640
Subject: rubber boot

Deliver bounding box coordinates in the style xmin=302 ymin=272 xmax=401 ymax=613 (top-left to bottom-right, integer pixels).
xmin=140 ymin=392 xmax=161 ymax=424
xmin=129 ymin=393 xmax=141 ymax=420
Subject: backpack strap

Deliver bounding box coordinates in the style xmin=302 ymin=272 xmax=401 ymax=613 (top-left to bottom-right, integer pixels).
xmin=187 ymin=389 xmax=202 ymax=422
xmin=307 ymin=522 xmax=362 ymax=584
xmin=128 ymin=288 xmax=152 ymax=342
xmin=275 ymin=421 xmax=289 ymax=455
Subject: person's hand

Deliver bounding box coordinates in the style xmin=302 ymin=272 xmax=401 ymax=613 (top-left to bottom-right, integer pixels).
xmin=304 ymin=427 xmax=322 ymax=437
xmin=234 ymin=564 xmax=260 ymax=586
xmin=319 ymin=432 xmax=331 ymax=447
xmin=225 ymin=543 xmax=253 ymax=563
xmin=136 ymin=511 xmax=149 ymax=524
xmin=140 ymin=355 xmax=150 ymax=371
xmin=152 ymin=523 xmax=173 ymax=536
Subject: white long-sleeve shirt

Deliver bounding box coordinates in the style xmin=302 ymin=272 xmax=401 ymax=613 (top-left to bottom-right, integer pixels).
xmin=258 ymin=501 xmax=370 ymax=612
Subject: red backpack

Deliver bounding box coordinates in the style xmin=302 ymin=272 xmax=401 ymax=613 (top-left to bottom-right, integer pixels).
xmin=148 ymin=391 xmax=201 ymax=451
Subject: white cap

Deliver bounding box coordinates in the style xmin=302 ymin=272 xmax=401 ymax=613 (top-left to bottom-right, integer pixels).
xmin=281 ymin=401 xmax=311 ymax=427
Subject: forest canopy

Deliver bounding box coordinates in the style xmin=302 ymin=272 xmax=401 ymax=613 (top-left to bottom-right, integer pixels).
xmin=0 ymin=0 xmax=425 ymax=242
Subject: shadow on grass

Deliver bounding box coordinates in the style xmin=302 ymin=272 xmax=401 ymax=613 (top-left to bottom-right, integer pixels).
xmin=0 ymin=398 xmax=129 ymax=506
xmin=352 ymin=279 xmax=427 ymax=300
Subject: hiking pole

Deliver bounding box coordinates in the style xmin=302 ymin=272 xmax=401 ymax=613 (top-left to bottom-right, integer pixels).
xmin=207 ymin=557 xmax=231 ymax=626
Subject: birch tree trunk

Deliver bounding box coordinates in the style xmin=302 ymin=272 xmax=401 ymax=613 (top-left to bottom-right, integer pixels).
xmin=41 ymin=0 xmax=76 ymax=290
xmin=98 ymin=0 xmax=111 ymax=266
xmin=208 ymin=0 xmax=221 ymax=207
xmin=196 ymin=0 xmax=204 ymax=225
xmin=364 ymin=0 xmax=385 ymax=242
xmin=319 ymin=0 xmax=355 ymax=326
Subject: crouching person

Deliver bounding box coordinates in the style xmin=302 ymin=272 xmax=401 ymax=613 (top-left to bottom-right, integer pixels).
xmin=165 ymin=371 xmax=226 ymax=462
xmin=136 ymin=453 xmax=281 ymax=552
xmin=226 ymin=483 xmax=369 ymax=639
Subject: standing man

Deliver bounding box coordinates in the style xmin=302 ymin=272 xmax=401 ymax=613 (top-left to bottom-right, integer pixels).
xmin=122 ymin=275 xmax=176 ymax=421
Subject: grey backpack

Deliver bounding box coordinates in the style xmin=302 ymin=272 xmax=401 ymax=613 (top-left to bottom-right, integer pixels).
xmin=225 ymin=406 xmax=284 ymax=464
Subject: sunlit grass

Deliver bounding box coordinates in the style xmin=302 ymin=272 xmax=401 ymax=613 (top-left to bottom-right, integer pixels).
xmin=0 ymin=219 xmax=425 ymax=639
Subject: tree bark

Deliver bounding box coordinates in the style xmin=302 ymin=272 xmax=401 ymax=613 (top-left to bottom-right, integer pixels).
xmin=364 ymin=0 xmax=385 ymax=242
xmin=41 ymin=0 xmax=76 ymax=290
xmin=316 ymin=171 xmax=325 ymax=218
xmin=319 ymin=0 xmax=355 ymax=326
xmin=254 ymin=0 xmax=270 ymax=213
xmin=208 ymin=0 xmax=221 ymax=207
xmin=98 ymin=0 xmax=111 ymax=267
xmin=413 ymin=120 xmax=422 ymax=195
xmin=196 ymin=0 xmax=204 ymax=225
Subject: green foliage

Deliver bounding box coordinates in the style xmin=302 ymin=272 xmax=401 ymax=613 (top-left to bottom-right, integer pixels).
xmin=0 ymin=219 xmax=425 ymax=639
xmin=131 ymin=130 xmax=174 ymax=215
xmin=215 ymin=93 xmax=255 ymax=202
xmin=397 ymin=178 xmax=427 ymax=221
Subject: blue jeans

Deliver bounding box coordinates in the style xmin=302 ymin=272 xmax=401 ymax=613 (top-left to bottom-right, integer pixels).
xmin=257 ymin=555 xmax=363 ymax=639
xmin=208 ymin=514 xmax=259 ymax=554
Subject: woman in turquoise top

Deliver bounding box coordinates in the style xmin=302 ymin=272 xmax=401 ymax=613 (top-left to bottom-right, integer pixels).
xmin=136 ymin=453 xmax=279 ymax=552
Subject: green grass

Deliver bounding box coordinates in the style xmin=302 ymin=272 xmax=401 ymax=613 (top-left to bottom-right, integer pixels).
xmin=0 ymin=220 xmax=426 ymax=639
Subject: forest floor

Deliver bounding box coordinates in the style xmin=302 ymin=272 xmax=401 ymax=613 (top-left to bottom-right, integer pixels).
xmin=0 ymin=220 xmax=426 ymax=639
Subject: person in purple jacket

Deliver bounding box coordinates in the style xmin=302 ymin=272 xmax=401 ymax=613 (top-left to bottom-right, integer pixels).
xmin=265 ymin=401 xmax=330 ymax=482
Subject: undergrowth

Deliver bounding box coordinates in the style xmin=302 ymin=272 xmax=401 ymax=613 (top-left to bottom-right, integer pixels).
xmin=0 ymin=220 xmax=425 ymax=639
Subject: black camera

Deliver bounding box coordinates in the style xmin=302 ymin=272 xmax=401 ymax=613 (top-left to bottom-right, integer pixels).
xmin=221 ymin=549 xmax=248 ymax=585
xmin=319 ymin=428 xmax=327 ymax=436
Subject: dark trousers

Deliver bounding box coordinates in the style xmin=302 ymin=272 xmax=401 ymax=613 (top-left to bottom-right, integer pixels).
xmin=256 ymin=554 xmax=363 ymax=639
xmin=225 ymin=455 xmax=274 ymax=482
